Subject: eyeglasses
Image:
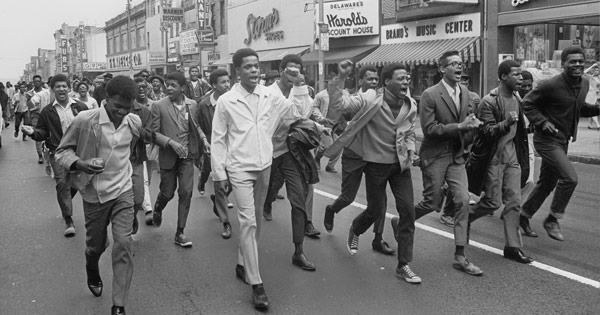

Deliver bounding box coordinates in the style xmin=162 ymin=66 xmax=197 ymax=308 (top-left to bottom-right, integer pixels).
xmin=445 ymin=61 xmax=464 ymax=68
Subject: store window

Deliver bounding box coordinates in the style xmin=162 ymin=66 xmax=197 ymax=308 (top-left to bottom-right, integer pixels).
xmin=514 ymin=24 xmax=599 ymax=81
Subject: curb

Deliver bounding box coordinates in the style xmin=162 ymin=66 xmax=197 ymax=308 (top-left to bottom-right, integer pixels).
xmin=415 ymin=134 xmax=600 ymax=165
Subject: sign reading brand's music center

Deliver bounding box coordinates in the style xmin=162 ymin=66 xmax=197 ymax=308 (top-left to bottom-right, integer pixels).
xmin=323 ymin=0 xmax=379 ymax=38
xmin=381 ymin=13 xmax=480 ymax=44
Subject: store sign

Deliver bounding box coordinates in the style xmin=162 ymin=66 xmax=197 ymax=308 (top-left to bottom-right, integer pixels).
xmin=82 ymin=62 xmax=107 ymax=70
xmin=180 ymin=30 xmax=199 ymax=55
xmin=59 ymin=38 xmax=69 ymax=73
xmin=244 ymin=8 xmax=282 ymax=45
xmin=162 ymin=7 xmax=184 ymax=23
xmin=323 ymin=0 xmax=379 ymax=38
xmin=381 ymin=13 xmax=480 ymax=44
xmin=149 ymin=52 xmax=166 ymax=63
xmin=108 ymin=52 xmax=146 ymax=70
xmin=208 ymin=52 xmax=221 ymax=63
xmin=511 ymin=0 xmax=533 ymax=6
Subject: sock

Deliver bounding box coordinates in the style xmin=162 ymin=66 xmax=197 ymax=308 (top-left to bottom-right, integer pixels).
xmin=177 ymin=227 xmax=184 ymax=234
xmin=455 ymin=245 xmax=465 ymax=257
xmin=397 ymin=262 xmax=407 ymax=269
xmin=546 ymin=214 xmax=557 ymax=223
xmin=373 ymin=233 xmax=382 ymax=242
xmin=65 ymin=216 xmax=73 ymax=225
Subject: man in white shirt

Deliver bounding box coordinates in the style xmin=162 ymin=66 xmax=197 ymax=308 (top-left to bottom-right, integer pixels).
xmin=28 ymin=75 xmax=52 ymax=163
xmin=211 ymin=48 xmax=307 ymax=310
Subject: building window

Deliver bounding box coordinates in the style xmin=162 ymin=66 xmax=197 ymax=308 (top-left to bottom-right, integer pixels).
xmin=137 ymin=27 xmax=144 ymax=48
xmin=120 ymin=33 xmax=126 ymax=52
xmin=114 ymin=36 xmax=119 ymax=54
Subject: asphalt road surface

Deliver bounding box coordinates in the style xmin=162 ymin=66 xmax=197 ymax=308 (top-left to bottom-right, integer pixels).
xmin=1 ymin=135 xmax=598 ymax=315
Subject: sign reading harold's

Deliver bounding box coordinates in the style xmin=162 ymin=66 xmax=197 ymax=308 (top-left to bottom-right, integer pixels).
xmin=323 ymin=0 xmax=379 ymax=38
xmin=381 ymin=13 xmax=480 ymax=44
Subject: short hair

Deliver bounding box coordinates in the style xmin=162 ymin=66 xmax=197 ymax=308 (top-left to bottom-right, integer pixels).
xmin=165 ymin=71 xmax=187 ymax=87
xmin=380 ymin=63 xmax=407 ymax=84
xmin=498 ymin=60 xmax=521 ymax=80
xmin=438 ymin=50 xmax=460 ymax=67
xmin=188 ymin=66 xmax=200 ymax=74
xmin=561 ymin=46 xmax=585 ymax=63
xmin=358 ymin=65 xmax=377 ymax=80
xmin=209 ymin=69 xmax=229 ymax=86
xmin=32 ymin=75 xmax=42 ymax=81
xmin=50 ymin=74 xmax=70 ymax=89
xmin=232 ymin=48 xmax=259 ymax=68
xmin=106 ymin=76 xmax=137 ymax=101
xmin=76 ymin=81 xmax=89 ymax=91
xmin=134 ymin=77 xmax=146 ymax=84
xmin=521 ymin=70 xmax=533 ymax=81
xmin=18 ymin=82 xmax=27 ymax=88
xmin=279 ymin=54 xmax=303 ymax=71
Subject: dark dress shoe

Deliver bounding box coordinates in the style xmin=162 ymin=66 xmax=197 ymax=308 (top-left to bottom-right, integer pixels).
xmin=324 ymin=205 xmax=335 ymax=233
xmin=222 ymin=223 xmax=232 ymax=239
xmin=503 ymin=247 xmax=533 ymax=264
xmin=252 ymin=284 xmax=269 ymax=309
xmin=292 ymin=253 xmax=316 ymax=271
xmin=86 ymin=268 xmax=102 ymax=297
xmin=236 ymin=264 xmax=248 ymax=284
xmin=372 ymin=239 xmax=395 ymax=256
xmin=543 ymin=218 xmax=564 ymax=241
xmin=210 ymin=194 xmax=219 ymax=218
xmin=263 ymin=210 xmax=272 ymax=221
xmin=519 ymin=216 xmax=538 ymax=237
xmin=305 ymin=222 xmax=321 ymax=238
xmin=111 ymin=306 xmax=126 ymax=315
xmin=153 ymin=211 xmax=162 ymax=227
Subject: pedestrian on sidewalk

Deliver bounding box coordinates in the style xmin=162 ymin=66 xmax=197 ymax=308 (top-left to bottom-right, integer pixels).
xmin=22 ymin=74 xmax=88 ymax=237
xmin=467 ymin=59 xmax=533 ymax=265
xmin=324 ymin=60 xmax=421 ymax=283
xmin=520 ymin=46 xmax=600 ymax=241
xmin=27 ymin=75 xmax=52 ymax=164
xmin=151 ymin=71 xmax=210 ymax=248
xmin=13 ymin=82 xmax=30 ymax=141
xmin=414 ymin=50 xmax=484 ymax=276
xmin=55 ymin=75 xmax=145 ymax=315
xmin=211 ymin=48 xmax=309 ymax=309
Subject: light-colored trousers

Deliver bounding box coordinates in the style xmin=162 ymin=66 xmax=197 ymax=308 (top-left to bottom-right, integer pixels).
xmin=228 ymin=167 xmax=271 ymax=285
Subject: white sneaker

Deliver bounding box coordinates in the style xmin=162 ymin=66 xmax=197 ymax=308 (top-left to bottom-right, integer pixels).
xmin=396 ymin=264 xmax=422 ymax=284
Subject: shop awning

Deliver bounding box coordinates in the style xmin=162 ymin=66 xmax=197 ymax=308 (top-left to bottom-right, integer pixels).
xmin=357 ymin=37 xmax=480 ymax=67
xmin=302 ymin=45 xmax=379 ymax=64
xmin=210 ymin=46 xmax=310 ymax=65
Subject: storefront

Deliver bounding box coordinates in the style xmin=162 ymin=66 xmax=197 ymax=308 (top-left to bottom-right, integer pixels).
xmin=303 ymin=0 xmax=380 ymax=92
xmin=491 ymin=0 xmax=599 ymax=90
xmin=215 ymin=0 xmax=314 ymax=78
xmin=106 ymin=50 xmax=149 ymax=76
xmin=358 ymin=12 xmax=481 ymax=99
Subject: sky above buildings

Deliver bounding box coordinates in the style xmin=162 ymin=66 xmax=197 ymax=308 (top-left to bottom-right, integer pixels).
xmin=0 ymin=0 xmax=145 ymax=83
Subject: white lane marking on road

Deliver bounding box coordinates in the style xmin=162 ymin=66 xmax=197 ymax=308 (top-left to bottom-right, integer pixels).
xmin=313 ymin=188 xmax=600 ymax=289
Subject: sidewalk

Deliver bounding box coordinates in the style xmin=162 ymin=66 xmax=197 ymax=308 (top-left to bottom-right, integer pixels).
xmin=414 ymin=118 xmax=600 ymax=165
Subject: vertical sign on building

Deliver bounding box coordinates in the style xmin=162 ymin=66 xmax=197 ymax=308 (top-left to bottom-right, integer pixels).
xmin=60 ymin=38 xmax=69 ymax=73
xmin=196 ymin=0 xmax=213 ymax=44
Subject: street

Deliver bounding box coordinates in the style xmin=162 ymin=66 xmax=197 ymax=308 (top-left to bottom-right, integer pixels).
xmin=1 ymin=135 xmax=599 ymax=315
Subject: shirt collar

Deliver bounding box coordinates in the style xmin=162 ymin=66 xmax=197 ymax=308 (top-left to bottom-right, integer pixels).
xmin=441 ymin=79 xmax=460 ymax=97
xmin=99 ymin=106 xmax=111 ymax=125
xmin=209 ymin=93 xmax=217 ymax=106
xmin=53 ymin=97 xmax=77 ymax=109
xmin=234 ymin=83 xmax=260 ymax=98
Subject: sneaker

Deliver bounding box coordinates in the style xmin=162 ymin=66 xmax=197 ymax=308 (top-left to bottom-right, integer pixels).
xmin=347 ymin=226 xmax=359 ymax=255
xmin=64 ymin=222 xmax=76 ymax=237
xmin=439 ymin=214 xmax=455 ymax=227
xmin=174 ymin=233 xmax=192 ymax=247
xmin=395 ymin=265 xmax=422 ymax=284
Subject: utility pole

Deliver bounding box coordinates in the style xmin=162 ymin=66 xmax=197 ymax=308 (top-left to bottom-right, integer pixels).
xmin=318 ymin=0 xmax=325 ymax=92
xmin=79 ymin=22 xmax=84 ymax=79
xmin=127 ymin=0 xmax=134 ymax=77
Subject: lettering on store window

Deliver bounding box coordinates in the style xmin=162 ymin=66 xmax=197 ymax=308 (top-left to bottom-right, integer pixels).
xmin=512 ymin=0 xmax=532 ymax=7
xmin=245 ymin=8 xmax=281 ymax=45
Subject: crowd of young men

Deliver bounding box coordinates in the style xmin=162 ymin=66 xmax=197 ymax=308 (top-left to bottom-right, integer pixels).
xmin=10 ymin=45 xmax=598 ymax=314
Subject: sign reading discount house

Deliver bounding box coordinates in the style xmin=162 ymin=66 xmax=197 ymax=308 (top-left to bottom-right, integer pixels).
xmin=323 ymin=0 xmax=379 ymax=38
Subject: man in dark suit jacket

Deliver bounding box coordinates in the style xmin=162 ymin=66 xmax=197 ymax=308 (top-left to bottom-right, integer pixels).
xmin=414 ymin=50 xmax=483 ymax=276
xmin=184 ymin=66 xmax=211 ymax=104
xmin=151 ymin=71 xmax=210 ymax=248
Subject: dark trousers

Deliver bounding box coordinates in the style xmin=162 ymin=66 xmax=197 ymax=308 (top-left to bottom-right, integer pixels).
xmin=198 ymin=153 xmax=211 ymax=188
xmin=352 ymin=162 xmax=415 ymax=264
xmin=83 ymin=190 xmax=134 ymax=307
xmin=264 ymin=152 xmax=308 ymax=243
xmin=522 ymin=137 xmax=577 ymax=219
xmin=330 ymin=149 xmax=386 ymax=234
xmin=14 ymin=111 xmax=29 ymax=134
xmin=50 ymin=152 xmax=77 ymax=219
xmin=29 ymin=110 xmax=43 ymax=156
xmin=415 ymin=154 xmax=470 ymax=246
xmin=154 ymin=158 xmax=194 ymax=229
xmin=131 ymin=162 xmax=145 ymax=212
